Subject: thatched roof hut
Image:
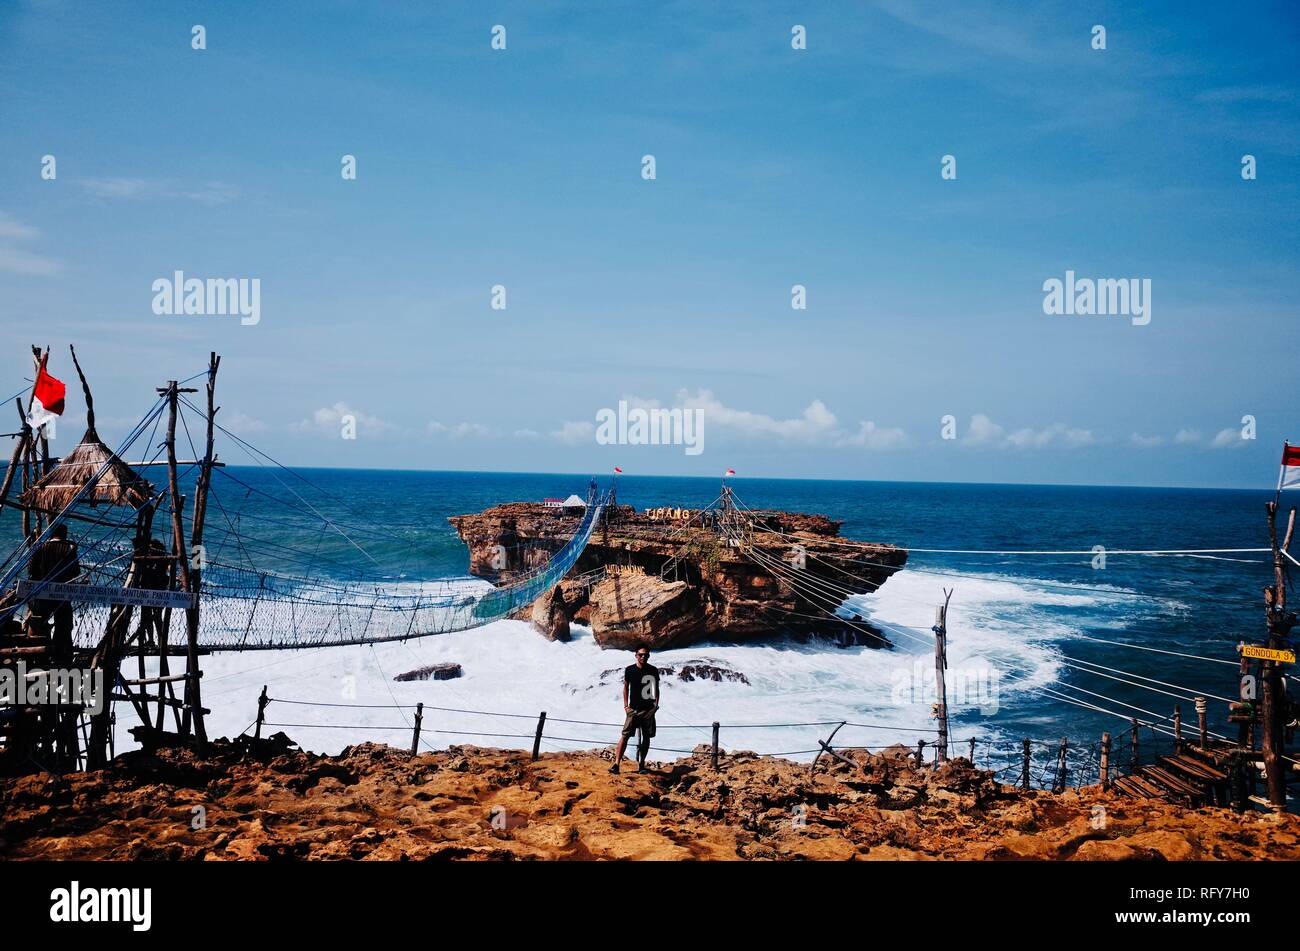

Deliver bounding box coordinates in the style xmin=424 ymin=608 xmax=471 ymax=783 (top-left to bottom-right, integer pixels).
xmin=22 ymin=431 xmax=154 ymax=511
xmin=20 ymin=345 xmax=154 ymax=512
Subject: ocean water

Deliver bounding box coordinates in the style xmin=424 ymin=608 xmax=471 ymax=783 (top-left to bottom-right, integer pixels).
xmin=12 ymin=468 xmax=1270 ymax=769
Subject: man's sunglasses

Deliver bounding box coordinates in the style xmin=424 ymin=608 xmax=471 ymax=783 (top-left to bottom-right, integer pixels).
xmin=635 ymin=652 xmax=649 ymax=658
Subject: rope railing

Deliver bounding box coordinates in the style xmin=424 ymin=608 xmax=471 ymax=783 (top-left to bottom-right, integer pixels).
xmin=246 ymin=690 xmax=1122 ymax=791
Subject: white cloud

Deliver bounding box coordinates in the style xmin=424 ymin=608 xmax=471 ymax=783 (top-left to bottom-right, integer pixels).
xmin=81 ymin=178 xmax=239 ymax=205
xmin=293 ymin=402 xmax=396 ymax=437
xmin=223 ymin=411 xmax=269 ymax=435
xmin=0 ymin=212 xmax=61 ymax=276
xmin=1129 ymin=433 xmax=1165 ymax=448
xmin=676 ymin=389 xmax=842 ymax=442
xmin=550 ymin=420 xmax=594 ymax=445
xmin=839 ymin=420 xmax=910 ymax=450
xmin=550 ymin=390 xmax=909 ymax=451
xmin=1174 ymin=429 xmax=1202 ymax=445
xmin=964 ymin=414 xmax=1096 ymax=450
xmin=427 ymin=420 xmax=490 ymax=438
xmin=1209 ymin=428 xmax=1246 ymax=449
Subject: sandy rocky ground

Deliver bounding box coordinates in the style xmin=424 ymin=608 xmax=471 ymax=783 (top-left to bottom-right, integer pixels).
xmin=2 ymin=734 xmax=1298 ymax=861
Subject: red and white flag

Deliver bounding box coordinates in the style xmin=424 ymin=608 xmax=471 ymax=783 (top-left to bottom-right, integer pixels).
xmin=28 ymin=363 xmax=65 ymax=431
xmin=1279 ymin=442 xmax=1300 ymax=491
xmin=724 ymin=468 xmax=735 ymax=477
xmin=613 ymin=467 xmax=623 ymax=474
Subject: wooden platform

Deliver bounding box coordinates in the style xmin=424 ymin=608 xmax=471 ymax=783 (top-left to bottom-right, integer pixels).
xmin=1109 ymin=743 xmax=1238 ymax=806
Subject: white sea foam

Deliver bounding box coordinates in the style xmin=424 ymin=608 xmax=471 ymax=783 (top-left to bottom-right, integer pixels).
xmin=110 ymin=567 xmax=1162 ymax=763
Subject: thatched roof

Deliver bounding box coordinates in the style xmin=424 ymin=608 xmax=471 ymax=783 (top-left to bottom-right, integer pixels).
xmin=21 ymin=428 xmax=154 ymax=511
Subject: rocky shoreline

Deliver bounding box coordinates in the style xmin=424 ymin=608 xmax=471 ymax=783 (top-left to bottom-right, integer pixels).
xmin=3 ymin=735 xmax=1296 ymax=861
xmin=448 ymin=502 xmax=907 ymax=650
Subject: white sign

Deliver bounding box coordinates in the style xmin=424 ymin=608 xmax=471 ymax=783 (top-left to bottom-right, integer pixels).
xmin=17 ymin=580 xmax=196 ymax=610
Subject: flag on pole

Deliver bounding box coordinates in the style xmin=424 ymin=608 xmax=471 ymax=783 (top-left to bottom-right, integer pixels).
xmin=613 ymin=467 xmax=622 ymax=474
xmin=1279 ymin=442 xmax=1300 ymax=491
xmin=28 ymin=363 xmax=66 ymax=431
xmin=724 ymin=468 xmax=735 ymax=477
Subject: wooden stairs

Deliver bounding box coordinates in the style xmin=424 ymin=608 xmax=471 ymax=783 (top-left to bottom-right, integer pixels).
xmin=1109 ymin=743 xmax=1239 ymax=806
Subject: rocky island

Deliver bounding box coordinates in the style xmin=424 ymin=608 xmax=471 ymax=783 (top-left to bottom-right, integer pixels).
xmin=448 ymin=501 xmax=907 ymax=650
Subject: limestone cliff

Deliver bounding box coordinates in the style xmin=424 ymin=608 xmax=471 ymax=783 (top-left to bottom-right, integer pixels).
xmin=447 ymin=502 xmax=907 ymax=650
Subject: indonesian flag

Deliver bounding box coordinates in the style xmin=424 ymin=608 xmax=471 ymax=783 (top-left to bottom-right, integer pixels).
xmin=1280 ymin=442 xmax=1300 ymax=491
xmin=28 ymin=363 xmax=65 ymax=431
xmin=613 ymin=467 xmax=622 ymax=474
xmin=724 ymin=468 xmax=735 ymax=477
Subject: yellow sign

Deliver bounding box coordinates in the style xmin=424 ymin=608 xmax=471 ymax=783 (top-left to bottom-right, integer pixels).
xmin=1241 ymin=645 xmax=1296 ymax=664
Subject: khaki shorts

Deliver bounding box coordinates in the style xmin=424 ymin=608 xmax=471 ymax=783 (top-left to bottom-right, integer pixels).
xmin=621 ymin=709 xmax=657 ymax=739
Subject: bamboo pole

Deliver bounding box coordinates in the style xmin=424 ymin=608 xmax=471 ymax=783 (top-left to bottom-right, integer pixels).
xmin=182 ymin=353 xmax=219 ymax=750
xmin=531 ymin=711 xmax=546 ymax=761
xmin=1100 ymin=732 xmax=1111 ymax=790
xmin=410 ymin=702 xmax=423 ymax=755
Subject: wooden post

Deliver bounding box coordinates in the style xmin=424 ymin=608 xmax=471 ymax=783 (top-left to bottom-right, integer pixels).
xmin=1053 ymin=737 xmax=1068 ymax=793
xmin=253 ymin=685 xmax=268 ymax=740
xmin=711 ymin=721 xmax=720 ymax=770
xmin=932 ymin=589 xmax=952 ymax=764
xmin=160 ymin=382 xmax=191 ymax=713
xmin=0 ymin=401 xmax=29 ymax=514
xmin=1130 ymin=718 xmax=1140 ymax=771
xmin=1173 ymin=704 xmax=1182 ymax=752
xmin=531 ymin=711 xmax=546 ymax=761
xmin=1100 ymin=732 xmax=1111 ymax=791
xmin=410 ymin=702 xmax=423 ymax=755
xmin=1229 ymin=753 xmax=1248 ymax=814
xmin=916 ymin=738 xmax=926 ymax=768
xmin=184 ymin=353 xmax=219 ymax=751
xmin=1021 ymin=738 xmax=1031 ymax=790
xmin=1263 ymin=497 xmax=1296 ymax=810
xmin=968 ymin=737 xmax=976 ymax=763
xmin=1195 ymin=696 xmax=1208 ymax=748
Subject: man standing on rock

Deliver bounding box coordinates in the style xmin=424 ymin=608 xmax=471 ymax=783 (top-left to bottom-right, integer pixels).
xmin=611 ymin=644 xmax=659 ymax=774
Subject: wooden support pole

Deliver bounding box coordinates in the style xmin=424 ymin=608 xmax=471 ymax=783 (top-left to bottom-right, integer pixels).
xmin=1173 ymin=704 xmax=1182 ymax=752
xmin=1130 ymin=718 xmax=1140 ymax=771
xmin=916 ymin=738 xmax=926 ymax=768
xmin=254 ymin=685 xmax=268 ymax=740
xmin=531 ymin=711 xmax=546 ymax=761
xmin=932 ymin=589 xmax=952 ymax=764
xmin=1053 ymin=736 xmax=1069 ymax=793
xmin=1021 ymin=738 xmax=1031 ymax=790
xmin=1263 ymin=499 xmax=1296 ymax=810
xmin=711 ymin=721 xmax=720 ymax=770
xmin=1195 ymin=696 xmax=1208 ymax=748
xmin=1100 ymin=732 xmax=1111 ymax=791
xmin=183 ymin=353 xmax=218 ymax=751
xmin=410 ymin=702 xmax=424 ymax=755
xmin=968 ymin=737 xmax=976 ymax=763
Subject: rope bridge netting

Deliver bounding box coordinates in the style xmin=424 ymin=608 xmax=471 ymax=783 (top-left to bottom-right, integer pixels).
xmin=0 ymin=379 xmax=611 ymax=654
xmin=190 ymin=491 xmax=606 ymax=650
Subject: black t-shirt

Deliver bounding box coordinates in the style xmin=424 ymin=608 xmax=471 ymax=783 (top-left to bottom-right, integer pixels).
xmin=29 ymin=539 xmax=80 ymax=584
xmin=624 ymin=663 xmax=660 ymax=711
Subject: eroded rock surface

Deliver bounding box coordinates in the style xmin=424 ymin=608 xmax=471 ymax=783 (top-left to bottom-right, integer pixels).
xmin=3 ymin=738 xmax=1296 ymax=862
xmin=448 ymin=503 xmax=907 ymax=650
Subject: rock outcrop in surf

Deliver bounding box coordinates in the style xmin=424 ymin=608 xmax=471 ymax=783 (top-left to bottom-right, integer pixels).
xmin=448 ymin=502 xmax=907 ymax=649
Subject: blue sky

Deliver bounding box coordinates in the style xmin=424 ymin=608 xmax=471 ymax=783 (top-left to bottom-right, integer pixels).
xmin=1 ymin=0 xmax=1298 ymax=487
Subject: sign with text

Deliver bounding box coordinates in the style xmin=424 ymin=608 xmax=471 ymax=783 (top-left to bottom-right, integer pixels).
xmin=17 ymin=580 xmax=197 ymax=610
xmin=1240 ymin=644 xmax=1296 ymax=664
